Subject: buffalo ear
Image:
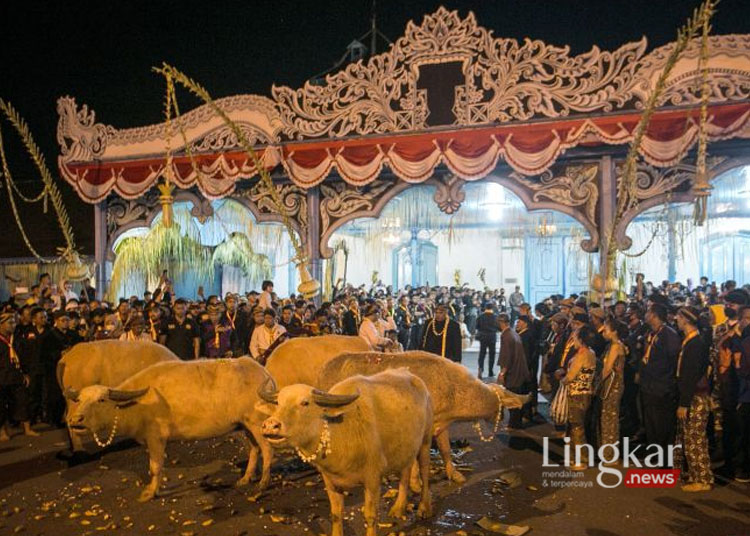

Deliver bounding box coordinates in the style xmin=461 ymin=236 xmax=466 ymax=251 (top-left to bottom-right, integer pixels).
xmin=322 ymin=405 xmax=353 ymax=420
xmin=254 ymin=400 xmax=276 ymax=417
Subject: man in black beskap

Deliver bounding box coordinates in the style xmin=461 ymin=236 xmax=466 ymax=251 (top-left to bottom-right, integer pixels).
xmin=497 ymin=313 xmax=531 ymax=429
xmin=640 ymin=302 xmax=681 ymax=459
xmin=475 ymin=303 xmax=499 ymax=378
xmin=20 ymin=307 xmax=50 ymax=424
xmin=41 ymin=311 xmax=71 ymax=427
xmin=159 ymin=299 xmax=200 ymax=360
xmin=420 ymin=304 xmax=462 ymax=363
xmin=224 ymin=294 xmax=250 ymax=357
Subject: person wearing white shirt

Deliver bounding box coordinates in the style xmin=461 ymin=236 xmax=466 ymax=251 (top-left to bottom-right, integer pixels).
xmin=250 ymin=308 xmax=286 ymax=361
xmin=259 ymin=280 xmax=274 ymax=311
xmin=119 ymin=317 xmax=152 ymax=342
xmin=61 ymin=280 xmax=78 ymax=303
xmin=359 ymin=305 xmax=392 ymax=351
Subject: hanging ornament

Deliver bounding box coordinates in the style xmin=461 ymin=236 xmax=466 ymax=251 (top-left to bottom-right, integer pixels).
xmin=157 ymin=179 xmax=175 ymax=228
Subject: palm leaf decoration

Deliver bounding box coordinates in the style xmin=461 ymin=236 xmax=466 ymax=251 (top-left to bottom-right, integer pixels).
xmin=212 ymin=232 xmax=272 ymax=282
xmin=109 ymin=221 xmax=210 ymax=301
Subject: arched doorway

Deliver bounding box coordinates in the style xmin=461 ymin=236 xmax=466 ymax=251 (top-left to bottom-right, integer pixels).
xmin=622 ymin=165 xmax=750 ymax=287
xmin=326 ymin=181 xmax=595 ymax=300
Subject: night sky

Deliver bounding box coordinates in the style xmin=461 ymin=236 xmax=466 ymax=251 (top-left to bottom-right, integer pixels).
xmin=1 ymin=0 xmax=749 ymax=257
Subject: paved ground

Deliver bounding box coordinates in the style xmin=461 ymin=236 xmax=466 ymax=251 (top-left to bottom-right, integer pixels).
xmin=1 ymin=394 xmax=748 ymax=536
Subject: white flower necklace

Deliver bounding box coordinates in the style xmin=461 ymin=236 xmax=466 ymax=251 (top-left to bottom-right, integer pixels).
xmin=92 ymin=412 xmax=119 ymax=448
xmin=295 ymin=420 xmax=332 ymax=463
xmin=473 ymin=388 xmax=504 ymax=443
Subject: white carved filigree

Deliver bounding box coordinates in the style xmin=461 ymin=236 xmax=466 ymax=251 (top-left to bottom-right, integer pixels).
xmin=513 ymin=164 xmax=599 ymax=227
xmin=57 ymin=9 xmax=750 ymax=159
xmin=272 ymin=8 xmax=750 ymax=137
xmin=618 ymin=156 xmax=728 ymax=201
xmin=319 ymin=180 xmax=395 ymax=237
xmin=57 ymin=96 xmax=115 ymax=162
xmin=640 ymin=35 xmax=750 ymax=107
xmin=237 ymin=182 xmax=308 ymax=237
xmin=190 ymin=123 xmax=271 ymax=152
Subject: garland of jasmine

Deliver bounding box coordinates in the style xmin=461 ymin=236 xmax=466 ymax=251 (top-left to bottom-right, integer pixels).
xmin=91 ymin=412 xmax=119 ymax=448
xmin=422 ymin=318 xmax=449 ymax=357
xmin=295 ymin=419 xmax=332 ymax=463
xmin=473 ymin=388 xmax=504 ymax=443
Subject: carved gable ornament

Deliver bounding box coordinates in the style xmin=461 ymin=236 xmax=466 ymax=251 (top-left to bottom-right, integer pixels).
xmin=273 ymin=7 xmax=750 ymax=139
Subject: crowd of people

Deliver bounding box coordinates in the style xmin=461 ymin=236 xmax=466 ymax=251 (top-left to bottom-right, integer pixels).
xmin=1 ymin=270 xmax=749 ymax=492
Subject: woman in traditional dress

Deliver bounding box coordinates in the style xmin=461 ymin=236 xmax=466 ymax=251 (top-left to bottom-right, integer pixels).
xmin=598 ymin=317 xmax=628 ymax=462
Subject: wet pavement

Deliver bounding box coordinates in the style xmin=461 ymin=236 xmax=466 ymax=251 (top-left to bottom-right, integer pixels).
xmin=0 ymin=408 xmax=748 ymax=536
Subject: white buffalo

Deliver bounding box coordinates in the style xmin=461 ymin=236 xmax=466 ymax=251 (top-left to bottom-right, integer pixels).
xmin=317 ymin=351 xmax=530 ymax=484
xmin=265 ymin=335 xmax=370 ymax=388
xmin=66 ymin=357 xmax=273 ymax=501
xmin=57 ymin=340 xmax=178 ymax=454
xmin=257 ymin=370 xmax=433 ymax=536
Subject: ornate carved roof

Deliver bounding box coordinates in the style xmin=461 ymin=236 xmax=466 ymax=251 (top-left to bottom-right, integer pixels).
xmin=57 ymin=7 xmax=750 ymax=202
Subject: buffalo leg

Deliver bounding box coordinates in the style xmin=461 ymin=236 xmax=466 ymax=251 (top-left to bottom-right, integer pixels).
xmin=417 ymin=440 xmax=433 ymax=518
xmin=409 ymin=461 xmax=421 ymax=493
xmin=248 ymin=423 xmax=273 ymax=489
xmin=235 ymin=431 xmax=258 ymax=488
xmin=322 ymin=474 xmax=345 ymax=536
xmin=436 ymin=429 xmax=466 ymax=484
xmin=139 ymin=436 xmax=166 ymax=502
xmin=363 ymin=481 xmax=380 ymax=536
xmin=388 ymin=465 xmax=412 ymax=519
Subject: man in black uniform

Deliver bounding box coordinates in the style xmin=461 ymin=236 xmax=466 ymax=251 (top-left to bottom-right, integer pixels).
xmin=42 ymin=311 xmax=71 ymax=426
xmin=159 ymin=299 xmax=200 ymax=360
xmin=498 ymin=313 xmax=531 ymax=429
xmin=393 ymin=296 xmax=412 ymax=350
xmin=342 ymin=298 xmax=361 ymax=336
xmin=420 ymin=304 xmax=462 ymax=363
xmin=640 ymin=303 xmax=681 ymax=458
xmin=224 ymin=294 xmax=250 ymax=356
xmin=21 ymin=307 xmax=49 ymax=424
xmin=475 ymin=303 xmax=498 ymax=379
xmin=0 ymin=312 xmax=37 ymax=440
xmin=623 ymin=304 xmax=647 ymax=438
xmin=279 ymin=305 xmax=306 ymax=337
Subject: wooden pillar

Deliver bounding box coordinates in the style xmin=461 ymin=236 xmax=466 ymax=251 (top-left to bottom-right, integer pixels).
xmin=598 ymin=156 xmax=617 ymax=296
xmin=306 ymin=186 xmax=322 ymax=302
xmin=93 ymin=201 xmax=107 ymax=300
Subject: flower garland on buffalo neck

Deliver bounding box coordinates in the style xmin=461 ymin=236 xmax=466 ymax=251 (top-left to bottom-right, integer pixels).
xmin=422 ymin=318 xmax=449 ymax=357
xmin=91 ymin=412 xmax=119 ymax=448
xmin=295 ymin=419 xmax=332 ymax=463
xmin=473 ymin=387 xmax=504 ymax=443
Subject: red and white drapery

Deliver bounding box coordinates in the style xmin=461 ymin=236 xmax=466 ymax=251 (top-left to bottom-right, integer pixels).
xmin=60 ymin=103 xmax=750 ymax=203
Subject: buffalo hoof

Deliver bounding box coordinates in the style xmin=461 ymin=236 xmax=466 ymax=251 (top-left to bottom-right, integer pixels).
xmin=387 ymin=504 xmax=406 ymax=519
xmin=138 ymin=490 xmax=155 ymax=502
xmin=235 ymin=476 xmax=251 ymax=488
xmin=449 ymin=470 xmax=467 ymax=485
xmin=417 ymin=501 xmax=432 ymax=519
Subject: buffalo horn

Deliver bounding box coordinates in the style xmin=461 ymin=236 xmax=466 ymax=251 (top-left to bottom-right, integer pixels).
xmin=107 ymin=387 xmax=149 ymax=402
xmin=64 ymin=388 xmax=80 ymax=402
xmin=311 ymin=389 xmax=360 ymax=408
xmin=257 ymin=375 xmax=278 ymax=404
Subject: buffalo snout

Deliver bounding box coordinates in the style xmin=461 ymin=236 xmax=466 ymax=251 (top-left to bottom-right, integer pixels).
xmin=261 ymin=418 xmax=285 ymax=442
